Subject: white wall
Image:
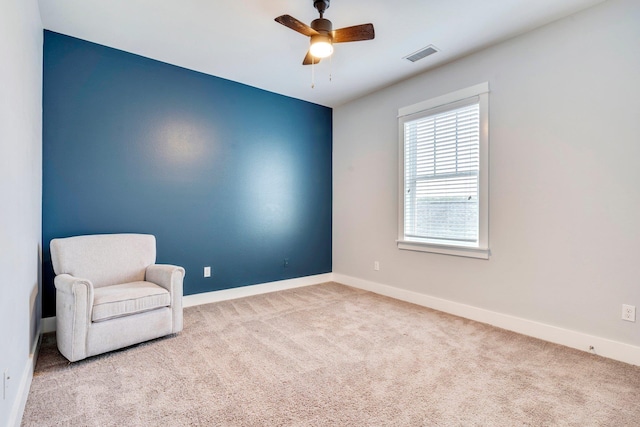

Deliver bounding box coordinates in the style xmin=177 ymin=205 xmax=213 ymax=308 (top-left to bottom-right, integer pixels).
xmin=334 ymin=0 xmax=640 ymax=349
xmin=0 ymin=0 xmax=42 ymax=425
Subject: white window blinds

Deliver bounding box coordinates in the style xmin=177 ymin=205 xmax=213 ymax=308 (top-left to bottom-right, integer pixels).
xmin=403 ymin=99 xmax=480 ymax=245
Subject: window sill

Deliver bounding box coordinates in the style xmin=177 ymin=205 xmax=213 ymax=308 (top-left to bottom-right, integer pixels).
xmin=397 ymin=240 xmax=490 ymax=260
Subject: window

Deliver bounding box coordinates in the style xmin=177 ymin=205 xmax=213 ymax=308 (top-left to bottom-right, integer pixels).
xmin=397 ymin=83 xmax=489 ymax=259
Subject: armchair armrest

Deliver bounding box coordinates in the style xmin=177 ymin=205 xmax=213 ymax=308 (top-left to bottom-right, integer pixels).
xmin=145 ymin=264 xmax=185 ymax=293
xmin=54 ymin=273 xmax=93 ymax=295
xmin=54 ymin=274 xmax=94 ymax=362
xmin=145 ymin=264 xmax=185 ymax=333
xmin=54 ymin=274 xmax=94 ymax=318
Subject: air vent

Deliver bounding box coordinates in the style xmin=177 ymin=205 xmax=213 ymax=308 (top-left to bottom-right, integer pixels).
xmin=403 ymin=45 xmax=439 ymax=63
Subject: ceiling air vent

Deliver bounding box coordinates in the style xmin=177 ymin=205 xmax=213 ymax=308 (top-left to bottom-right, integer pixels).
xmin=403 ymin=45 xmax=439 ymax=63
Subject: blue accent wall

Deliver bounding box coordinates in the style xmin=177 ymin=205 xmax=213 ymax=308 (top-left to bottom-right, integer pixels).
xmin=42 ymin=31 xmax=332 ymax=317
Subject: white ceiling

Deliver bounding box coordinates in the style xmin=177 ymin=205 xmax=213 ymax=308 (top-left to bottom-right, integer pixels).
xmin=38 ymin=0 xmax=606 ymax=107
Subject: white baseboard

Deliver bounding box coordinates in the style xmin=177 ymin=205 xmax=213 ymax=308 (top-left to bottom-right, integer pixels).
xmin=333 ymin=273 xmax=640 ymax=367
xmin=41 ymin=273 xmax=335 ymax=331
xmin=41 ymin=316 xmax=56 ymax=334
xmin=183 ymin=273 xmax=334 ymax=307
xmin=39 ymin=271 xmax=640 ymax=366
xmin=8 ymin=327 xmax=42 ymax=427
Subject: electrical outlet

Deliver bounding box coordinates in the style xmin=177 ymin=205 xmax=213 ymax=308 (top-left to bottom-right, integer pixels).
xmin=283 ymin=258 xmax=289 ymax=268
xmin=203 ymin=266 xmax=211 ymax=278
xmin=622 ymin=304 xmax=636 ymax=322
xmin=374 ymin=261 xmax=380 ymax=271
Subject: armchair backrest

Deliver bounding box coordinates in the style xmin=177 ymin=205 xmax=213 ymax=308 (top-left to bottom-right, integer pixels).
xmin=50 ymin=234 xmax=156 ymax=288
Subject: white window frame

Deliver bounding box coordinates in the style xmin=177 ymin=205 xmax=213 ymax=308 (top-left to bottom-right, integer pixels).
xmin=397 ymin=82 xmax=490 ymax=259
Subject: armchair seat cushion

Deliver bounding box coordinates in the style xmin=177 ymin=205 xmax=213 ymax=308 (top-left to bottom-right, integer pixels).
xmin=92 ymin=281 xmax=171 ymax=322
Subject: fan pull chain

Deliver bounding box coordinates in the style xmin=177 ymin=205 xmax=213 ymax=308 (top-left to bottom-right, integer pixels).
xmin=311 ymin=58 xmax=315 ymax=89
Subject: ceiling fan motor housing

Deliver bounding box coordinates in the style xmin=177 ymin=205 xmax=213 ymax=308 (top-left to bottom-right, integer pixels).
xmin=311 ymin=18 xmax=332 ymax=34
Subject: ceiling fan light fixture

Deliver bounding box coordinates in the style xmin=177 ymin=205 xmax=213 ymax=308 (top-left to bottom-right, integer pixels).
xmin=309 ymin=34 xmax=333 ymax=58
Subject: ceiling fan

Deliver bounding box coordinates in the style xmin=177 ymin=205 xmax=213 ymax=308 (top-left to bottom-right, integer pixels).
xmin=275 ymin=0 xmax=375 ymax=65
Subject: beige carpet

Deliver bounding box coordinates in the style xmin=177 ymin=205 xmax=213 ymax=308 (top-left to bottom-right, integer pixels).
xmin=22 ymin=283 xmax=640 ymax=426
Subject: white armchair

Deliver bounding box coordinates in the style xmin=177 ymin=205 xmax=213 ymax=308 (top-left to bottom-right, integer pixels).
xmin=50 ymin=233 xmax=184 ymax=362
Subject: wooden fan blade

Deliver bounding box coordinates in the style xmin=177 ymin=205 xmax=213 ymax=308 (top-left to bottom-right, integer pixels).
xmin=275 ymin=15 xmax=319 ymax=37
xmin=303 ymin=51 xmax=321 ymax=65
xmin=332 ymin=23 xmax=375 ymax=43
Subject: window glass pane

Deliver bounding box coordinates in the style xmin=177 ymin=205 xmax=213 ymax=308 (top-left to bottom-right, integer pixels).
xmin=404 ymin=103 xmax=480 ymax=244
